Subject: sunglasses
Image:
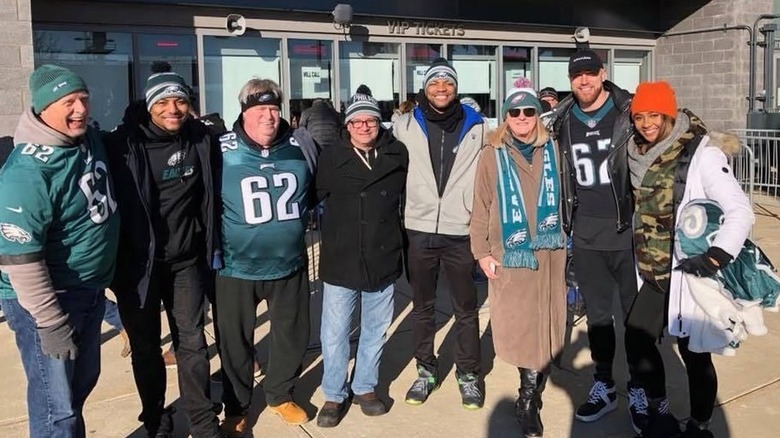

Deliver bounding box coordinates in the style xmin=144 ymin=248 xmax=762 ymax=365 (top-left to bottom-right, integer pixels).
xmin=507 ymin=108 xmax=537 ymax=118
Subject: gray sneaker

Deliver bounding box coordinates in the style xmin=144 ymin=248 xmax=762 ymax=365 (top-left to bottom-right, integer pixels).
xmin=405 ymin=366 xmax=438 ymax=405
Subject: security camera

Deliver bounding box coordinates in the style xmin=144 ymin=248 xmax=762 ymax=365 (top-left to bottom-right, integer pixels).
xmin=333 ymin=3 xmax=353 ymax=27
xmin=573 ymin=27 xmax=591 ymax=50
xmin=573 ymin=27 xmax=590 ymax=43
xmin=226 ymin=14 xmax=246 ymax=36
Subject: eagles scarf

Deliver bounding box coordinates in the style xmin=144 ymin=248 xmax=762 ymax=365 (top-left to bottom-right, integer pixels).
xmin=495 ymin=139 xmax=562 ymax=270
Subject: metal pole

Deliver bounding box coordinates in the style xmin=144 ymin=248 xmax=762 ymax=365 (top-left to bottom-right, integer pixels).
xmin=762 ymin=24 xmax=777 ymax=112
xmin=752 ymin=15 xmax=780 ymax=112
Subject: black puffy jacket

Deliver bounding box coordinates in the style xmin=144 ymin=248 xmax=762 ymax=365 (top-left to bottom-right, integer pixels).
xmin=552 ymin=81 xmax=634 ymax=234
xmin=300 ymin=100 xmax=341 ymax=149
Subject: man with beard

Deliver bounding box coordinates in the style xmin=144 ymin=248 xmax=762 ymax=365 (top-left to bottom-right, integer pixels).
xmin=104 ymin=72 xmax=221 ymax=438
xmin=0 ymin=65 xmax=119 ymax=437
xmin=392 ymin=58 xmax=487 ymax=409
xmin=214 ymin=78 xmax=318 ymax=437
xmin=552 ymin=50 xmax=657 ymax=433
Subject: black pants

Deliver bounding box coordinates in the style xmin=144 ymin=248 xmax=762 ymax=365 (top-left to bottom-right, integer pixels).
xmin=678 ymin=336 xmax=718 ymax=422
xmin=625 ymin=280 xmax=668 ymax=399
xmin=406 ymin=230 xmax=481 ymax=376
xmin=624 ymin=332 xmax=717 ymax=420
xmin=572 ymin=246 xmax=637 ymax=383
xmin=116 ymin=259 xmax=219 ymax=438
xmin=215 ymin=269 xmax=310 ymax=416
xmin=625 ymin=280 xmax=718 ymax=418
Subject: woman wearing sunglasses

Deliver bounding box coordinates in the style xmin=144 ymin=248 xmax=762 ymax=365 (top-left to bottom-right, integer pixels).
xmin=470 ymin=88 xmax=566 ymax=438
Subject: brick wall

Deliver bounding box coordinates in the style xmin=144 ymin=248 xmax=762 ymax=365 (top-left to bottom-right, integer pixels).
xmin=656 ymin=0 xmax=774 ymax=131
xmin=0 ymin=0 xmax=33 ymax=137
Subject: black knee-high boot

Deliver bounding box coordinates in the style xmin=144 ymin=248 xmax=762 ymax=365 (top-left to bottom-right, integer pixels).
xmin=517 ymin=368 xmax=547 ymax=437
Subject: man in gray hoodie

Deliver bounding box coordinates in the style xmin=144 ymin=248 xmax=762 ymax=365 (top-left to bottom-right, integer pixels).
xmin=0 ymin=65 xmax=120 ymax=437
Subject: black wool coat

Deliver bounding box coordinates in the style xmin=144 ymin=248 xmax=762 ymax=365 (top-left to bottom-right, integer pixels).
xmin=316 ymin=128 xmax=409 ymax=291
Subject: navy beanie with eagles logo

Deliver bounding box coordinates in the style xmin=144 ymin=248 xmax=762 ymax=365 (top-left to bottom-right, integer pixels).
xmin=144 ymin=72 xmax=191 ymax=111
xmin=424 ymin=58 xmax=458 ymax=89
xmin=344 ymin=93 xmax=381 ymax=124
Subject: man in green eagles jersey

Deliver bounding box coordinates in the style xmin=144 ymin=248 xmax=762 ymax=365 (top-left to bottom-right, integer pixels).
xmin=0 ymin=65 xmax=119 ymax=437
xmin=215 ymin=78 xmax=319 ymax=436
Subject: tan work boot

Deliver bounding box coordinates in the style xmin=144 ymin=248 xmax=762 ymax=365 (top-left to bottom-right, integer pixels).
xmin=270 ymin=401 xmax=308 ymax=425
xmin=220 ymin=415 xmax=248 ymax=438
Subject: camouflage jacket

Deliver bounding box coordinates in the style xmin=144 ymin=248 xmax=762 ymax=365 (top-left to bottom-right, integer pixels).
xmin=632 ymin=111 xmax=707 ymax=284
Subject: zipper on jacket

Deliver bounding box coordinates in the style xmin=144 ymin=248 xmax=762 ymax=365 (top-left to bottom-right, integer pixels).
xmin=435 ymin=134 xmax=446 ymax=234
xmin=678 ymin=277 xmax=684 ymax=333
xmin=435 ymin=198 xmax=442 ymax=234
xmin=439 ymin=134 xmax=445 ymax=196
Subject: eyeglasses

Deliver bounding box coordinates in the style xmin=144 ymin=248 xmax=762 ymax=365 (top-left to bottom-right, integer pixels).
xmin=348 ymin=119 xmax=379 ymax=128
xmin=507 ymin=108 xmax=537 ymax=118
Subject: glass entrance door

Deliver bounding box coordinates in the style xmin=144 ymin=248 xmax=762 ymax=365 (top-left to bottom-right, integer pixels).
xmin=287 ymin=39 xmax=334 ymax=127
xmin=203 ymin=35 xmax=281 ymax=127
xmin=448 ymin=44 xmax=497 ymax=121
xmin=339 ymin=41 xmax=400 ymax=122
xmin=406 ymin=43 xmax=443 ymax=101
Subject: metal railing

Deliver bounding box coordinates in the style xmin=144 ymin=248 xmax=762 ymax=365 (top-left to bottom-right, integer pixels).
xmin=729 ymin=129 xmax=778 ymax=203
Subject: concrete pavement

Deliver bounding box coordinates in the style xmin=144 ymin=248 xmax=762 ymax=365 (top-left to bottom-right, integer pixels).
xmin=1 ymin=201 xmax=780 ymax=438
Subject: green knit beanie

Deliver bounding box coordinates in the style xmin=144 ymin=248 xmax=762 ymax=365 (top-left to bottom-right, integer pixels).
xmin=501 ymin=87 xmax=542 ymax=118
xmin=29 ymin=64 xmax=88 ymax=114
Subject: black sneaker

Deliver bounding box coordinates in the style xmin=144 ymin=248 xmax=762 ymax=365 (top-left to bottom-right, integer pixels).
xmin=405 ymin=366 xmax=438 ymax=405
xmin=628 ymin=385 xmax=650 ymax=434
xmin=575 ymin=380 xmax=617 ymax=422
xmin=457 ymin=373 xmax=484 ymax=410
xmin=682 ymin=419 xmax=714 ymax=438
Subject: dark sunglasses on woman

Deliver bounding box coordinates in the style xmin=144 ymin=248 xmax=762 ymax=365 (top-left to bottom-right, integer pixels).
xmin=508 ymin=108 xmax=537 ymax=118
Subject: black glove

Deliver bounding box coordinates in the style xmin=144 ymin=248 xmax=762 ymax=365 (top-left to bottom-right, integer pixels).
xmin=675 ymin=246 xmax=733 ymax=278
xmin=38 ymin=320 xmax=78 ymax=360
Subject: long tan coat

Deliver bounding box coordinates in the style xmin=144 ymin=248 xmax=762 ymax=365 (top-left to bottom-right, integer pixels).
xmin=470 ymin=141 xmax=567 ymax=371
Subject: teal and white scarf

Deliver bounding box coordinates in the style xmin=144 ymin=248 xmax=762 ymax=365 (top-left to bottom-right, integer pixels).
xmin=495 ymin=139 xmax=563 ymax=270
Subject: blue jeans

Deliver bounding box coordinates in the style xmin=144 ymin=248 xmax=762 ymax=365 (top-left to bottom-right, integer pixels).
xmin=103 ymin=298 xmax=123 ymax=331
xmin=320 ymin=282 xmax=394 ymax=403
xmin=1 ymin=288 xmax=105 ymax=438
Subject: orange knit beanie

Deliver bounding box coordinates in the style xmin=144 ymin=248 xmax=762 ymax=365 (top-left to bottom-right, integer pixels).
xmin=631 ymin=81 xmax=677 ymax=118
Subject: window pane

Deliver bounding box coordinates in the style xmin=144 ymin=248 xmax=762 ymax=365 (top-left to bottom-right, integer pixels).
xmin=503 ymin=46 xmax=532 ymax=91
xmin=406 ymin=43 xmax=442 ymax=100
xmin=339 ymin=41 xmax=400 ymax=122
xmin=34 ymin=30 xmax=133 ymax=131
xmin=613 ymin=50 xmax=650 ymax=94
xmin=136 ymin=34 xmax=197 ymax=103
xmin=204 ymin=36 xmax=281 ymax=127
xmin=539 ymin=47 xmax=609 ymax=93
xmin=449 ymin=45 xmax=497 ymax=120
xmin=288 ymin=39 xmax=333 ymax=123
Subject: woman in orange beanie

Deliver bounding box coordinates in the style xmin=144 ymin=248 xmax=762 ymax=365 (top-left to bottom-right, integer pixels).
xmin=625 ymin=81 xmax=754 ymax=437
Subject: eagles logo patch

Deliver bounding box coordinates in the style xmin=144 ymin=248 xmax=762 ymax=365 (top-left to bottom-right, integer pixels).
xmin=538 ymin=214 xmax=559 ymax=231
xmin=0 ymin=223 xmax=32 ymax=244
xmin=167 ymin=151 xmax=187 ymax=166
xmin=506 ymin=229 xmax=528 ymax=247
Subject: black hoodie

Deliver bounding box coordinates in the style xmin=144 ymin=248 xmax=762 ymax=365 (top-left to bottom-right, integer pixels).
xmin=103 ymin=101 xmax=217 ymax=307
